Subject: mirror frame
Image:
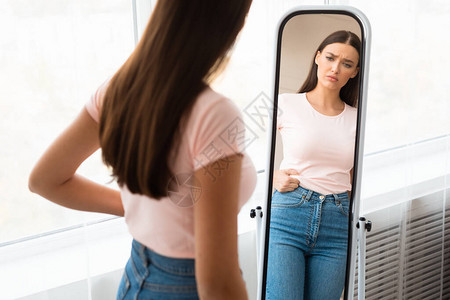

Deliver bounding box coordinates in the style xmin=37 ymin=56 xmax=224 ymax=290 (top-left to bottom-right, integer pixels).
xmin=258 ymin=6 xmax=371 ymax=300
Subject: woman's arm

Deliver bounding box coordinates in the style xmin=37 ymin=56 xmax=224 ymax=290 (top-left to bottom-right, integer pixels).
xmin=193 ymin=153 xmax=248 ymax=300
xmin=28 ymin=108 xmax=123 ymax=216
xmin=273 ymin=169 xmax=300 ymax=193
xmin=348 ymin=168 xmax=353 ymax=199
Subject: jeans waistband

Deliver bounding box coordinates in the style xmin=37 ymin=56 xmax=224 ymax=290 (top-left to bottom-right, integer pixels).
xmin=132 ymin=239 xmax=195 ymax=275
xmin=295 ymin=185 xmax=349 ymax=202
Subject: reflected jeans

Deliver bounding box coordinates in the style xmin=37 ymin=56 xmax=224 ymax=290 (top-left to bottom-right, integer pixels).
xmin=266 ymin=186 xmax=349 ymax=300
xmin=117 ymin=239 xmax=199 ymax=300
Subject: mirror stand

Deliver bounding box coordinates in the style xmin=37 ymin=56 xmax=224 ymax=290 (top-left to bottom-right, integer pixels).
xmin=250 ymin=206 xmax=264 ymax=266
xmin=356 ymin=217 xmax=372 ymax=300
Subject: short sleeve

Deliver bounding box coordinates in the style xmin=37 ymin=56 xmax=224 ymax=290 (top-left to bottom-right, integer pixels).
xmin=85 ymin=79 xmax=110 ymax=123
xmin=277 ymin=94 xmax=284 ymax=130
xmin=189 ymin=96 xmax=247 ymax=171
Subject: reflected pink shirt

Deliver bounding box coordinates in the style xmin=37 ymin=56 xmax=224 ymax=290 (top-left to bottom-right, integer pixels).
xmin=86 ymin=81 xmax=257 ymax=258
xmin=277 ymin=93 xmax=357 ymax=195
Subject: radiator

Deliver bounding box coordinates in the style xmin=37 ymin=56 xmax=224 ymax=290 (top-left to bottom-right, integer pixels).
xmin=353 ymin=191 xmax=450 ymax=299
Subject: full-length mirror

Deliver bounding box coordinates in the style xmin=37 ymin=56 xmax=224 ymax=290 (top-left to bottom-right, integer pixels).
xmin=261 ymin=7 xmax=370 ymax=300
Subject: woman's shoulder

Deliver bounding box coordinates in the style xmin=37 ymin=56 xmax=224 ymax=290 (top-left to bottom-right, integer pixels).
xmin=85 ymin=78 xmax=111 ymax=123
xmin=279 ymin=92 xmax=306 ymax=99
xmin=279 ymin=92 xmax=307 ymax=101
xmin=343 ymin=103 xmax=358 ymax=124
xmin=187 ymin=87 xmax=248 ymax=166
xmin=198 ymin=86 xmax=237 ymax=106
xmin=344 ymin=103 xmax=358 ymax=115
xmin=186 ymin=86 xmax=244 ymax=139
xmin=192 ymin=86 xmax=242 ymax=120
xmin=278 ymin=92 xmax=307 ymax=108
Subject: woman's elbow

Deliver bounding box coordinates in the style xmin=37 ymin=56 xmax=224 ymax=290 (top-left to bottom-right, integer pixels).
xmin=28 ymin=167 xmax=51 ymax=195
xmin=28 ymin=170 xmax=42 ymax=194
xmin=196 ymin=272 xmax=248 ymax=300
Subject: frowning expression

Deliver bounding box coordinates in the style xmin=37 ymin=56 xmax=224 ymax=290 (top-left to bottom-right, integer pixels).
xmin=315 ymin=43 xmax=359 ymax=91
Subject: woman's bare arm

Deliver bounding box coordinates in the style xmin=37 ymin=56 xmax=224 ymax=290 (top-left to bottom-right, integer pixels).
xmin=194 ymin=153 xmax=248 ymax=299
xmin=28 ymin=108 xmax=123 ymax=216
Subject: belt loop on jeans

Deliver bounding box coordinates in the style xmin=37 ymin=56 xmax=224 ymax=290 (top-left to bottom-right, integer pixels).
xmin=136 ymin=240 xmax=149 ymax=268
xmin=305 ymin=190 xmax=313 ymax=201
xmin=332 ymin=193 xmax=341 ymax=204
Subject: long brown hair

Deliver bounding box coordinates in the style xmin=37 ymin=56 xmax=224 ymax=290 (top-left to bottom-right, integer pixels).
xmin=299 ymin=30 xmax=361 ymax=107
xmin=99 ymin=0 xmax=252 ymax=199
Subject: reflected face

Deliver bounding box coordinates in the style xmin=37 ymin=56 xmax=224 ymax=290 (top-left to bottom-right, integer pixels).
xmin=315 ymin=43 xmax=359 ymax=91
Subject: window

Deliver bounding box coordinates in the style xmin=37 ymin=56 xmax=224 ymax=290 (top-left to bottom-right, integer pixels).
xmin=2 ymin=0 xmax=314 ymax=245
xmin=347 ymin=0 xmax=450 ymax=154
xmin=1 ymin=0 xmax=134 ymax=244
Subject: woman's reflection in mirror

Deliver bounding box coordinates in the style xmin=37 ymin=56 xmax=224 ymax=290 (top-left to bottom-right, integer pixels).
xmin=266 ymin=31 xmax=361 ymax=300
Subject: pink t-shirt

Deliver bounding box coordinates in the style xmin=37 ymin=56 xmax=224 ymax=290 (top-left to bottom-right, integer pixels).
xmin=277 ymin=93 xmax=357 ymax=195
xmin=86 ymin=81 xmax=257 ymax=258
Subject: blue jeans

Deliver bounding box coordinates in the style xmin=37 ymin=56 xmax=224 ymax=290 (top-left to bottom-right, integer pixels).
xmin=117 ymin=239 xmax=199 ymax=299
xmin=265 ymin=186 xmax=349 ymax=300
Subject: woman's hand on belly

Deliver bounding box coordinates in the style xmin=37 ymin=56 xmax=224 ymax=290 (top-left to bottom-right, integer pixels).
xmin=273 ymin=169 xmax=300 ymax=193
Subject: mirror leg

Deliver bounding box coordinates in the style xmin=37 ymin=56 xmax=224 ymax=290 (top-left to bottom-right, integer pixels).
xmin=250 ymin=206 xmax=264 ymax=272
xmin=357 ymin=217 xmax=372 ymax=300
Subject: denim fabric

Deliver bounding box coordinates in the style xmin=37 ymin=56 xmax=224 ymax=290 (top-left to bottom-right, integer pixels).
xmin=117 ymin=239 xmax=199 ymax=300
xmin=266 ymin=186 xmax=349 ymax=300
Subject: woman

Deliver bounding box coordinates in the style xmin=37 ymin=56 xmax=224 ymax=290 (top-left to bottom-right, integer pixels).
xmin=28 ymin=1 xmax=255 ymax=299
xmin=266 ymin=31 xmax=361 ymax=300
